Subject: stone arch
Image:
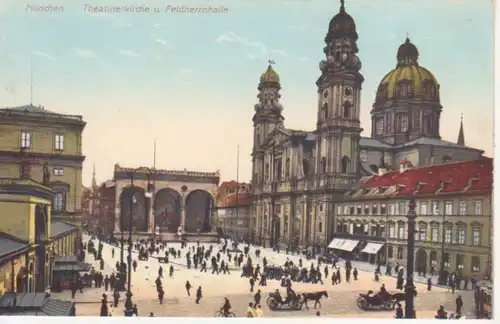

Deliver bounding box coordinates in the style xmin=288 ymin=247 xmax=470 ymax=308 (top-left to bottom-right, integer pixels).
xmin=16 ymin=266 xmax=27 ymax=292
xmin=184 ymin=189 xmax=214 ymax=233
xmin=154 ymin=188 xmax=182 ymax=232
xmin=34 ymin=204 xmax=48 ymax=292
xmin=119 ymin=186 xmax=147 ymax=232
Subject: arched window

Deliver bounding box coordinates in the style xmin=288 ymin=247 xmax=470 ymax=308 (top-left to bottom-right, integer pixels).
xmin=343 ymin=101 xmax=351 ymax=118
xmin=321 ymin=157 xmax=327 ymax=173
xmin=264 ymin=163 xmax=269 ymax=180
xmin=285 ymin=158 xmax=291 ymax=178
xmin=321 ymin=102 xmax=328 ymax=119
xmin=341 ymin=156 xmax=350 ymax=173
xmin=302 ymin=159 xmax=309 ymax=176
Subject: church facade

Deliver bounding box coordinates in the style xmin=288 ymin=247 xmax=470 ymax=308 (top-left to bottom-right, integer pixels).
xmin=250 ymin=0 xmax=484 ymax=249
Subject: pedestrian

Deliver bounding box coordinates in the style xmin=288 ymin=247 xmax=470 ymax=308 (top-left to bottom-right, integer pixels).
xmin=249 ymin=277 xmax=255 ymax=292
xmin=254 ymin=289 xmax=261 ymax=306
xmin=455 ymin=295 xmax=463 ymax=315
xmin=186 ymin=280 xmax=192 ymax=296
xmin=427 ymin=277 xmax=432 ymax=291
xmin=353 ymin=268 xmax=358 ymax=280
xmin=111 ymin=248 xmax=115 ymax=258
xmin=195 ymin=286 xmax=202 ymax=304
xmin=169 ymin=265 xmax=174 ymax=277
xmin=395 ymin=303 xmax=403 ymax=318
xmin=158 ymin=289 xmax=164 ymax=304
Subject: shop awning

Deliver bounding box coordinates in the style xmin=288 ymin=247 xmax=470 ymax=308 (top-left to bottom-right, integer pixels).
xmin=336 ymin=239 xmax=359 ymax=252
xmin=361 ymin=242 xmax=384 ymax=254
xmin=327 ymin=238 xmax=344 ymax=249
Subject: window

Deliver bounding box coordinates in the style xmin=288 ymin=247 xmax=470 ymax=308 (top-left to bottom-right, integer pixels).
xmin=420 ymin=202 xmax=427 ymax=215
xmin=456 ymin=254 xmax=465 ymax=270
xmin=471 ymin=256 xmax=480 ymax=273
xmin=343 ymin=205 xmax=349 ymax=215
xmin=398 ymin=202 xmax=406 ymax=215
xmin=53 ymin=168 xmax=64 ymax=176
xmin=431 ymin=227 xmax=439 ymax=242
xmin=364 ymin=205 xmax=369 ymax=215
xmin=444 ymin=228 xmax=452 ymax=244
xmin=53 ymin=192 xmax=64 ymax=211
xmin=376 ymin=119 xmax=384 ymax=135
xmin=397 ymin=115 xmax=408 ymax=132
xmin=336 ymin=222 xmax=342 ymax=233
xmin=356 ymin=204 xmax=362 ymax=215
xmin=398 ymin=224 xmax=405 ymax=239
xmin=472 ymin=228 xmax=481 ymax=245
xmin=443 ymin=252 xmax=450 ymax=268
xmin=397 ymin=247 xmax=403 ymax=259
xmin=322 ymin=103 xmax=328 ymax=119
xmin=432 ymin=201 xmax=440 ymax=215
xmin=457 ymin=227 xmax=466 ymax=245
xmin=459 ymin=201 xmax=467 ymax=215
xmin=419 ymin=225 xmax=427 ymax=241
xmin=55 ymin=134 xmax=64 ymax=150
xmin=337 ymin=205 xmax=342 ymax=215
xmin=413 ymin=111 xmax=420 ymax=129
xmin=319 ymin=204 xmax=323 ymax=212
xmin=371 ymin=204 xmax=378 ymax=215
xmin=474 ymin=201 xmax=482 ymax=215
xmin=318 ymin=222 xmax=323 ymax=233
xmin=380 ymin=204 xmax=387 ymax=215
xmin=21 ymin=132 xmax=32 ymax=149
xmin=370 ymin=225 xmax=376 ymax=236
xmin=389 ymin=224 xmax=395 ymax=239
xmin=349 ymin=205 xmax=355 ymax=215
xmin=389 ymin=204 xmax=395 ymax=215
xmin=444 ymin=201 xmax=453 ymax=215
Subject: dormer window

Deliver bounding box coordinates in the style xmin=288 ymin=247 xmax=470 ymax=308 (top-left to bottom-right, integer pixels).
xmin=398 ymin=82 xmax=412 ymax=97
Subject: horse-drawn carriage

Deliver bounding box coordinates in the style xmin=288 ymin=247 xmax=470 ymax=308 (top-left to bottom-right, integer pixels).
xmin=138 ymin=251 xmax=148 ymax=261
xmin=266 ymin=292 xmax=302 ymax=311
xmin=356 ymin=290 xmax=417 ymax=311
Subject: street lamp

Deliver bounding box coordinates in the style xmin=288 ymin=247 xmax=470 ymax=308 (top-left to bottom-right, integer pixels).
xmin=405 ymin=197 xmax=417 ymax=319
xmin=120 ymin=167 xmax=153 ymax=316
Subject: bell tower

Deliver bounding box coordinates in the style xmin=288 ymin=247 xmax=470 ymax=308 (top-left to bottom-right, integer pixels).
xmin=251 ymin=61 xmax=284 ymax=186
xmin=315 ymin=0 xmax=363 ymax=181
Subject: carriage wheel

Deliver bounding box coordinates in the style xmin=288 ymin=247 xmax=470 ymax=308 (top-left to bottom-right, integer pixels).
xmin=269 ymin=299 xmax=279 ymax=310
xmin=357 ymin=297 xmax=368 ymax=310
xmin=266 ymin=297 xmax=274 ymax=308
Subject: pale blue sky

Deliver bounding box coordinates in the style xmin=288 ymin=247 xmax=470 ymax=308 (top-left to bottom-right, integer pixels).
xmin=0 ymin=0 xmax=494 ymax=186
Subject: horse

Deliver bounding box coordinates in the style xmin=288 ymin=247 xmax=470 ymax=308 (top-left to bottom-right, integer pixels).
xmin=391 ymin=290 xmax=418 ymax=303
xmin=302 ymin=291 xmax=329 ymax=309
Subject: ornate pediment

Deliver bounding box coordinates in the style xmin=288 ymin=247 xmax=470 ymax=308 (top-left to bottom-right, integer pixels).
xmin=262 ymin=127 xmax=291 ymax=148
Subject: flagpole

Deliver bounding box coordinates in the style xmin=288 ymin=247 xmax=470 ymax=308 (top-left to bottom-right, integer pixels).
xmin=236 ymin=144 xmax=240 ymax=221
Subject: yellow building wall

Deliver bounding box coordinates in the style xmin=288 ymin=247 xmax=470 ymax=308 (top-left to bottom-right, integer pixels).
xmin=0 ymin=196 xmax=31 ymax=242
xmin=0 ymin=253 xmax=27 ymax=294
xmin=51 ymin=231 xmax=78 ymax=257
xmin=0 ymin=121 xmax=84 ymax=213
xmin=0 ymin=123 xmax=81 ymax=155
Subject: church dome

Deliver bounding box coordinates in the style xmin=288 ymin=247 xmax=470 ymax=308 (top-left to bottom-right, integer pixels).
xmin=327 ymin=1 xmax=358 ymax=40
xmin=375 ymin=38 xmax=440 ymax=103
xmin=259 ymin=64 xmax=280 ymax=86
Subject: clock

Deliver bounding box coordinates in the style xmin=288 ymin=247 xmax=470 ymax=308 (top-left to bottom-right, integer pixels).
xmin=323 ymin=90 xmax=329 ymax=98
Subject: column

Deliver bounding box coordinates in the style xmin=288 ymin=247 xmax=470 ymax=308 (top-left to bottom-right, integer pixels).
xmin=180 ymin=205 xmax=186 ymax=231
xmin=114 ymin=206 xmax=121 ymax=233
xmin=147 ymin=203 xmax=154 ymax=234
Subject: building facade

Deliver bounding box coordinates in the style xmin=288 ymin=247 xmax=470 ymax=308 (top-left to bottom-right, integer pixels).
xmin=217 ymin=182 xmax=252 ymax=241
xmin=332 ymin=159 xmax=492 ymax=277
xmin=0 ymin=104 xmax=86 ymax=223
xmin=113 ymin=164 xmax=220 ymax=237
xmin=251 ymin=1 xmax=486 ymax=250
xmin=99 ymin=180 xmax=116 ymax=237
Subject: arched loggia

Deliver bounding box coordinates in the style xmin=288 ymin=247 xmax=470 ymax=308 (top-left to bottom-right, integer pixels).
xmin=184 ymin=190 xmax=214 ymax=233
xmin=153 ymin=188 xmax=182 ymax=232
xmin=119 ymin=186 xmax=147 ymax=232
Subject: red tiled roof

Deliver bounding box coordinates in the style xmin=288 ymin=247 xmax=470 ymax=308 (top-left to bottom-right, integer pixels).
xmin=362 ymin=158 xmax=492 ymax=196
xmin=219 ymin=181 xmax=249 ymax=190
xmin=222 ymin=193 xmax=251 ymax=207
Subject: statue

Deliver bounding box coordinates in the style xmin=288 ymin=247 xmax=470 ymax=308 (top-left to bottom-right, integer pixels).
xmin=42 ymin=162 xmax=50 ymax=185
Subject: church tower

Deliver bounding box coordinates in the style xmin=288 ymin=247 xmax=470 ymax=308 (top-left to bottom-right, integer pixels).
xmin=315 ymin=0 xmax=363 ymax=181
xmin=251 ymin=61 xmax=284 ymax=186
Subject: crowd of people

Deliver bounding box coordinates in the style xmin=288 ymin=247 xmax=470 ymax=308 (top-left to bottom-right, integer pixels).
xmin=77 ymin=232 xmax=472 ymax=318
